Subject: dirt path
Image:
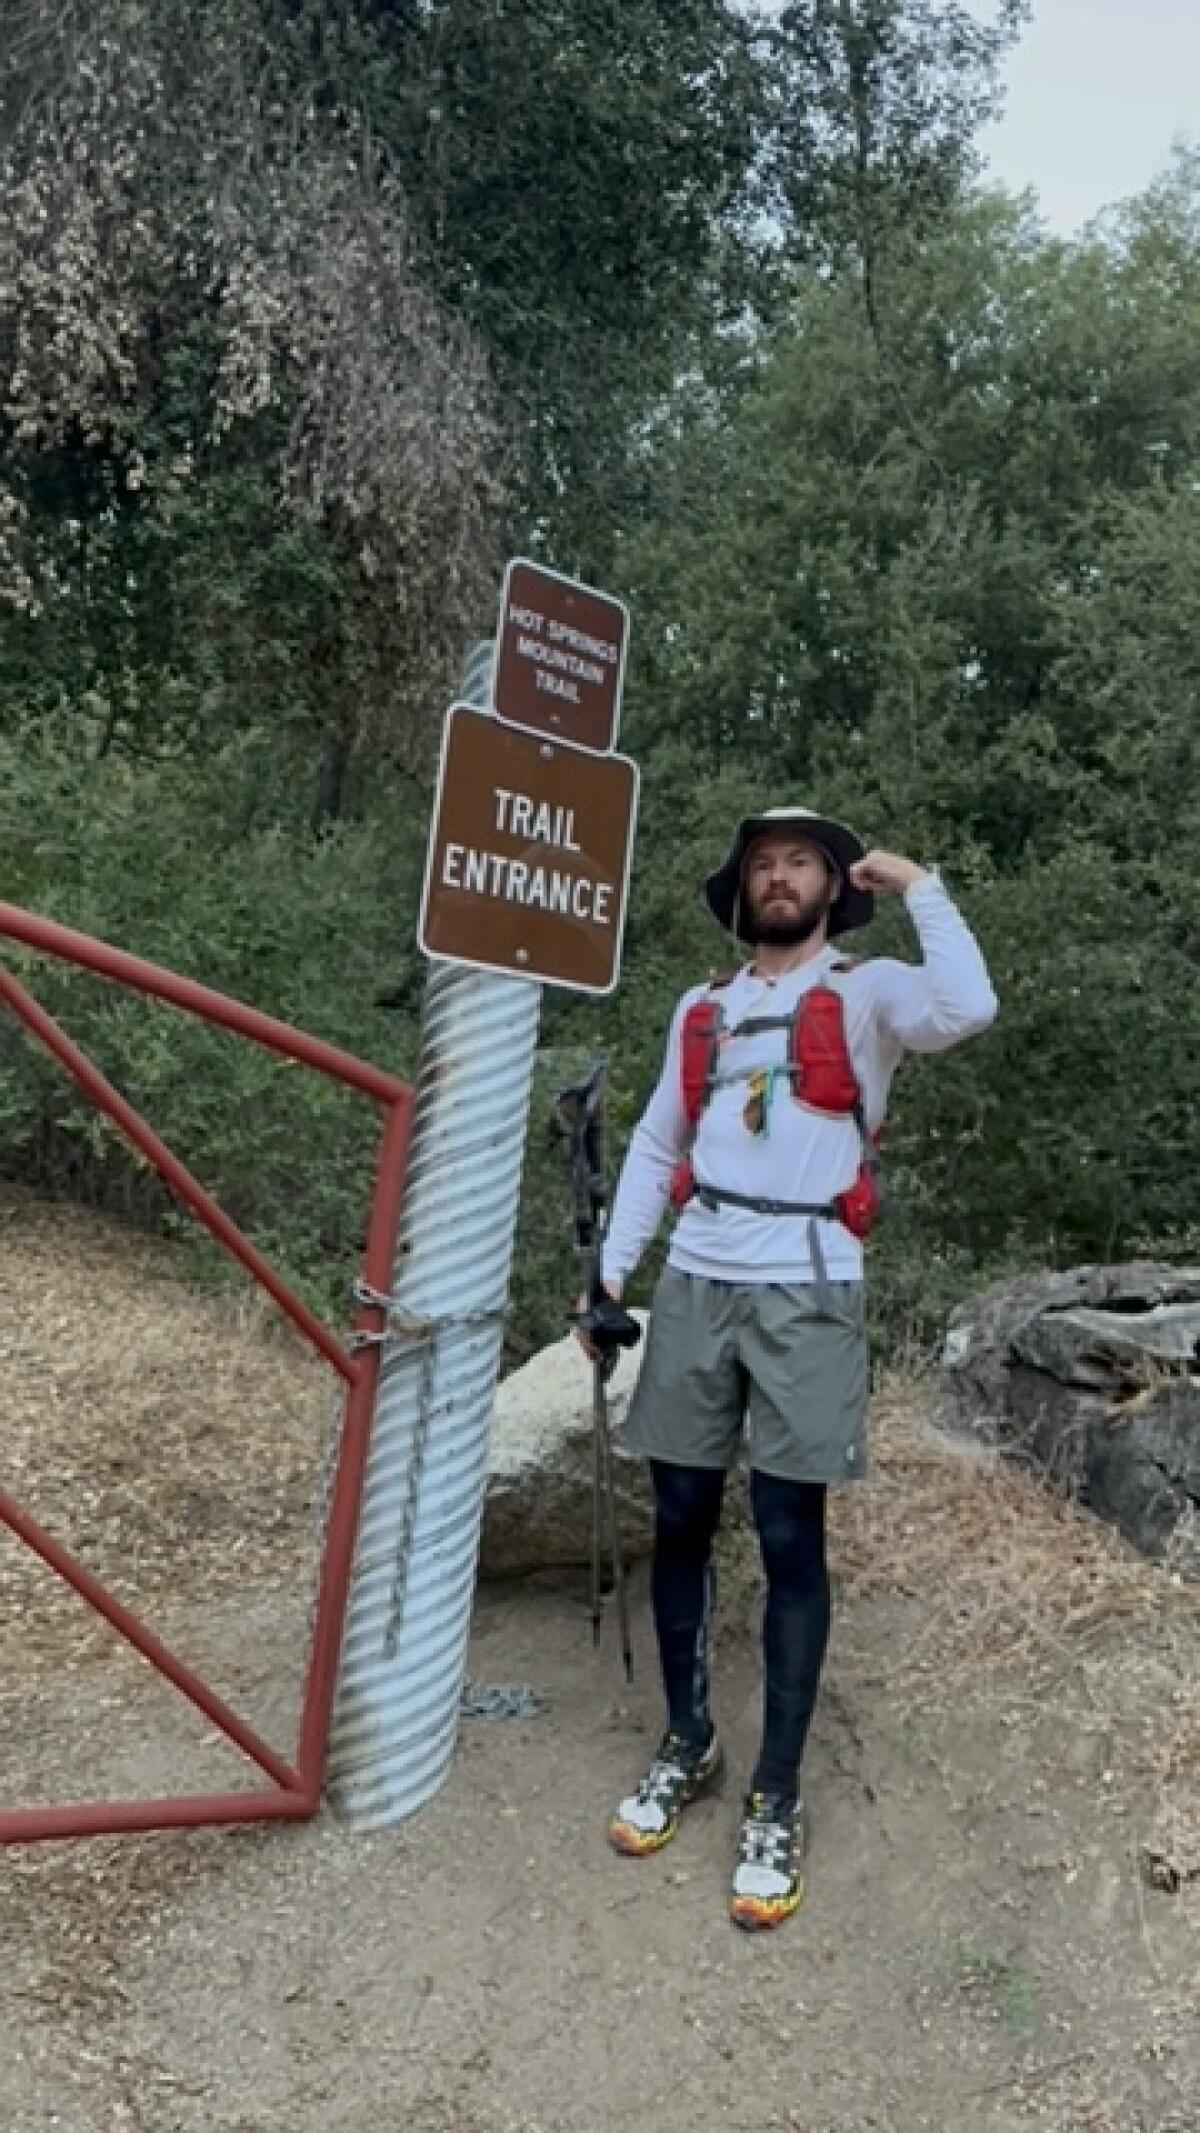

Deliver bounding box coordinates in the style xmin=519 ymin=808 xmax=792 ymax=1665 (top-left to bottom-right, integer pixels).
xmin=2 ymin=1190 xmax=1198 ymax=2132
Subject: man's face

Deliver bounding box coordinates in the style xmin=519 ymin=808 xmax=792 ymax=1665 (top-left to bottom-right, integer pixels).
xmin=740 ymin=833 xmax=837 ymax=946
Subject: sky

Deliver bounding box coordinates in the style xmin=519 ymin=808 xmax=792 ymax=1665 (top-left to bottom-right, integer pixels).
xmin=964 ymin=0 xmax=1200 ymax=232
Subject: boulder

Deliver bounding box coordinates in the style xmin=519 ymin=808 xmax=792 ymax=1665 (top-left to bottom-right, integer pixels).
xmin=938 ymin=1262 xmax=1200 ymax=1576
xmin=480 ymin=1318 xmax=655 ymax=1576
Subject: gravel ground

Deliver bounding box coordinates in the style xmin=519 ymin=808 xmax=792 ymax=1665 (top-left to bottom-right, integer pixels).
xmin=2 ymin=1188 xmax=1198 ymax=2132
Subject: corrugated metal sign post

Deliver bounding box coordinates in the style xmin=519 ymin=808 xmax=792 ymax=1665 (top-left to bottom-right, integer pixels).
xmin=326 ymin=643 xmax=542 ymax=1826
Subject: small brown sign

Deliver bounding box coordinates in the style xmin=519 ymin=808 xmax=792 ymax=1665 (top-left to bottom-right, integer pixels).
xmin=418 ymin=705 xmax=639 ymax=994
xmin=492 ymin=557 xmax=630 ymax=753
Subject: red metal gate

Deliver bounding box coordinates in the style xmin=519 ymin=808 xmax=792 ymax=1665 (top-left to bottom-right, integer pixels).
xmin=0 ymin=901 xmax=413 ymax=1845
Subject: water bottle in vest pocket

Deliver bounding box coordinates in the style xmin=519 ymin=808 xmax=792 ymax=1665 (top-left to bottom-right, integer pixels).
xmin=834 ymin=1162 xmax=880 ymax=1240
xmin=791 ymin=985 xmax=860 ymax=1115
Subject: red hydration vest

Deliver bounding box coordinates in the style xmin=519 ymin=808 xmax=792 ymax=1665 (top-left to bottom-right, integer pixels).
xmin=669 ymin=965 xmax=881 ymax=1240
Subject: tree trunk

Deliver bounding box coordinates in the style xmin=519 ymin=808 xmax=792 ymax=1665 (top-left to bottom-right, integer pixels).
xmin=312 ymin=715 xmax=355 ymax=832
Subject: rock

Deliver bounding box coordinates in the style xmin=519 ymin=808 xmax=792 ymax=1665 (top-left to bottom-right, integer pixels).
xmin=480 ymin=1317 xmax=654 ymax=1576
xmin=1140 ymin=1795 xmax=1200 ymax=1892
xmin=938 ymin=1262 xmax=1200 ymax=1576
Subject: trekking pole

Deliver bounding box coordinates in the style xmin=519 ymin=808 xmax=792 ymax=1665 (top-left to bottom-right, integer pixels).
xmin=555 ymin=1060 xmax=641 ymax=1680
xmin=595 ymin=1342 xmax=632 ymax=1680
xmin=579 ymin=1064 xmax=621 ymax=1666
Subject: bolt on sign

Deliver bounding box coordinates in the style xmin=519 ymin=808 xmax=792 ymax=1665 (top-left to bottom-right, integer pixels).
xmin=418 ymin=705 xmax=639 ymax=995
xmin=492 ymin=558 xmax=630 ymax=754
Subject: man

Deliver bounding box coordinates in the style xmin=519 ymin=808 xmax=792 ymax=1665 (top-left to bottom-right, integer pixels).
xmin=583 ymin=806 xmax=997 ymax=1930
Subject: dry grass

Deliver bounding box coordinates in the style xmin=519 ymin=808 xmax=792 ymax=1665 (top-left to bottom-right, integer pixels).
xmin=0 ymin=1182 xmax=332 ymax=1663
xmin=0 ymin=1185 xmax=339 ymax=2015
xmin=834 ymin=1380 xmax=1200 ymax=1893
xmin=714 ymin=1374 xmax=1200 ymax=1704
xmin=833 ymin=1380 xmax=1200 ymax=1688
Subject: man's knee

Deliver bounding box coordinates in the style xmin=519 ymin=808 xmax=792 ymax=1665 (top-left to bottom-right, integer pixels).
xmin=651 ymin=1459 xmax=725 ymax=1559
xmin=750 ymin=1470 xmax=827 ymax=1590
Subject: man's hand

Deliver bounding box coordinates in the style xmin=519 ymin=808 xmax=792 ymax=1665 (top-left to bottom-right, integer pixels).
xmin=574 ymin=1279 xmax=624 ymax=1362
xmin=847 ymin=849 xmax=930 ymax=897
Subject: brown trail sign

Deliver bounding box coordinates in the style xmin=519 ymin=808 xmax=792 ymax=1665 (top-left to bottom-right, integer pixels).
xmin=492 ymin=558 xmax=629 ymax=754
xmin=417 ymin=705 xmax=638 ymax=996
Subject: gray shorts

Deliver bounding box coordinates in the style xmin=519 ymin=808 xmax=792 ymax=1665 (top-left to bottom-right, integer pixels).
xmin=622 ymin=1266 xmax=869 ymax=1485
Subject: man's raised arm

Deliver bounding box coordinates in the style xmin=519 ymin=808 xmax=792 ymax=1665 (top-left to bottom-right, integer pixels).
xmin=848 ymin=849 xmax=998 ymax=1054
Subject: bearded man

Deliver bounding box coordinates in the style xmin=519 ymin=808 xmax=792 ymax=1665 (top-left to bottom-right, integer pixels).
xmin=582 ymin=807 xmax=997 ymax=1929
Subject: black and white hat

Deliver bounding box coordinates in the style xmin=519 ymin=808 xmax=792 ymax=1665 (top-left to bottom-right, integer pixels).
xmin=703 ymin=806 xmax=874 ymax=942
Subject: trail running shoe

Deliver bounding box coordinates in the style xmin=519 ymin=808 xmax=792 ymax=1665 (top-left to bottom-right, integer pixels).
xmin=729 ymin=1791 xmax=809 ymax=1930
xmin=608 ymin=1730 xmax=724 ymax=1857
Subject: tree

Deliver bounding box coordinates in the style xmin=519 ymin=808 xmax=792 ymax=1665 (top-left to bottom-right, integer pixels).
xmin=605 ymin=159 xmax=1200 ymax=1315
xmin=0 ymin=0 xmax=504 ymax=819
xmin=768 ymin=0 xmax=1026 ymax=261
xmin=344 ymin=0 xmax=769 ymax=574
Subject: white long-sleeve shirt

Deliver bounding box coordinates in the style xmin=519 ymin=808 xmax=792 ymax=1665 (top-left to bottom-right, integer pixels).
xmin=601 ymin=875 xmax=997 ymax=1290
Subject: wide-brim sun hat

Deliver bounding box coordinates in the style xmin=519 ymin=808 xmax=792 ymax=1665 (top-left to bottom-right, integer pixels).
xmin=704 ymin=806 xmax=874 ymax=942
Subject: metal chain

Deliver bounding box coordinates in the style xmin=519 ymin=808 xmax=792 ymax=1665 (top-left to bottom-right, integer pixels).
xmin=381 ymin=1327 xmax=439 ymax=1657
xmin=311 ymin=1280 xmax=536 ymax=1710
xmin=309 ymin=1285 xmax=505 ymax=1637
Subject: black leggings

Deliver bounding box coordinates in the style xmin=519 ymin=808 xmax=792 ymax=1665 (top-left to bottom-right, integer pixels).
xmin=650 ymin=1459 xmax=830 ymax=1800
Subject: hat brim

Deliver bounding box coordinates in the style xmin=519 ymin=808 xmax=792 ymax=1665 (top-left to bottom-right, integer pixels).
xmin=704 ymin=812 xmax=874 ymax=941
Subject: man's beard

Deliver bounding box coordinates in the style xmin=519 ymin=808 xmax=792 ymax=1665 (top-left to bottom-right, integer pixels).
xmin=741 ymin=887 xmax=832 ymax=947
